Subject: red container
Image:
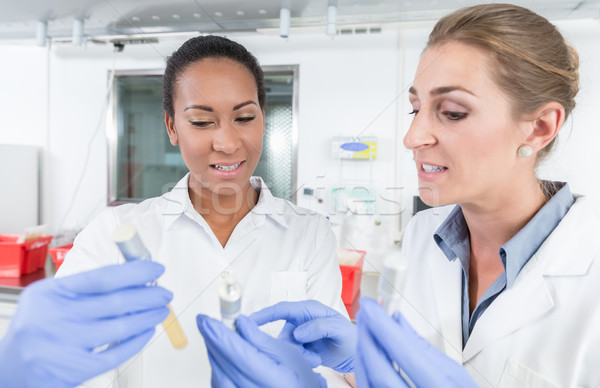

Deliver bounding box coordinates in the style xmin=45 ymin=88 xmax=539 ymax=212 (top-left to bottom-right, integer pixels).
xmin=48 ymin=243 xmax=73 ymax=271
xmin=339 ymin=249 xmax=366 ymax=306
xmin=344 ymin=293 xmax=361 ymax=320
xmin=0 ymin=234 xmax=52 ymax=277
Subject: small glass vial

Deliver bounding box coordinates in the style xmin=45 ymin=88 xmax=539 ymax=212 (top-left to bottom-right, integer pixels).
xmin=219 ymin=272 xmax=242 ymax=331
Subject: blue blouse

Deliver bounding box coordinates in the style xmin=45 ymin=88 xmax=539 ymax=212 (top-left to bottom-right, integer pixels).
xmin=432 ymin=182 xmax=574 ymax=347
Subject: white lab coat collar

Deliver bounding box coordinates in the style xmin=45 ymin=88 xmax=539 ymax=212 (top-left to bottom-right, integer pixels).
xmin=462 ymin=195 xmax=599 ymax=361
xmin=161 ymin=174 xmax=289 ymax=232
xmin=247 ymin=176 xmax=291 ymax=229
xmin=537 ymin=195 xmax=598 ymax=276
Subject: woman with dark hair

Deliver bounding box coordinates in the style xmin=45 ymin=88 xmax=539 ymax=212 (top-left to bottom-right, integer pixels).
xmin=55 ymin=35 xmax=348 ymax=387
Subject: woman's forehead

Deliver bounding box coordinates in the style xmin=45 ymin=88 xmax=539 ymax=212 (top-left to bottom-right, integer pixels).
xmin=174 ymin=58 xmax=258 ymax=103
xmin=412 ymin=42 xmax=496 ymax=96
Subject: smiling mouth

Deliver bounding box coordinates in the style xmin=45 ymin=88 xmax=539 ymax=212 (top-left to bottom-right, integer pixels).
xmin=422 ymin=163 xmax=447 ymax=173
xmin=211 ymin=162 xmax=243 ymax=171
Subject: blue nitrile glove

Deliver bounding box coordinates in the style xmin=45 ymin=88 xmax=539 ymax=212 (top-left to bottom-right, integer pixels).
xmin=196 ymin=314 xmax=326 ymax=388
xmin=355 ymin=297 xmax=479 ymax=388
xmin=250 ymin=300 xmax=357 ymax=373
xmin=0 ymin=260 xmax=172 ymax=388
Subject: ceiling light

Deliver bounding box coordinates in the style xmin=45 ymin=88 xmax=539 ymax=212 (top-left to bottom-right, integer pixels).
xmin=236 ymin=10 xmax=245 ymax=16
xmin=326 ymin=5 xmax=337 ymax=36
xmin=36 ymin=20 xmax=47 ymax=47
xmin=215 ymin=11 xmax=223 ymax=17
xmin=72 ymin=19 xmax=84 ymax=46
xmin=152 ymin=15 xmax=160 ymax=21
xmin=172 ymin=14 xmax=181 ymax=20
xmin=258 ymin=9 xmax=267 ymax=15
xmin=280 ymin=8 xmax=290 ymax=38
xmin=193 ymin=13 xmax=201 ymax=18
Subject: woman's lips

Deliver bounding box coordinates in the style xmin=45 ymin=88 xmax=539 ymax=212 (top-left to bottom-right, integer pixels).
xmin=418 ymin=162 xmax=448 ymax=181
xmin=210 ymin=161 xmax=245 ymax=179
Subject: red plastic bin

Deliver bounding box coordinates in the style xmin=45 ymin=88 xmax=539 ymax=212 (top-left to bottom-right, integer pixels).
xmin=339 ymin=249 xmax=366 ymax=305
xmin=0 ymin=234 xmax=53 ymax=277
xmin=48 ymin=243 xmax=73 ymax=271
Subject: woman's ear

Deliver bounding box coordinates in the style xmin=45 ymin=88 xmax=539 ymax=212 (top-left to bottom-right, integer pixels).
xmin=165 ymin=113 xmax=178 ymax=146
xmin=525 ymin=101 xmax=565 ymax=150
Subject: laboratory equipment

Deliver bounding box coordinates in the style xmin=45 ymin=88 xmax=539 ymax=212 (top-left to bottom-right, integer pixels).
xmin=338 ymin=248 xmax=366 ymax=319
xmin=219 ymin=273 xmax=242 ymax=330
xmin=112 ymin=224 xmax=188 ymax=349
xmin=331 ymin=136 xmax=377 ymax=160
xmin=48 ymin=243 xmax=73 ymax=271
xmin=377 ymin=245 xmax=407 ymax=315
xmin=0 ymin=233 xmax=52 ymax=277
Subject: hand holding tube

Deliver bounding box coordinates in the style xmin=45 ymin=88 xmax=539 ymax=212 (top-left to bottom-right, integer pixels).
xmin=113 ymin=224 xmax=188 ymax=349
xmin=197 ymin=314 xmax=326 ymax=388
xmin=250 ymin=300 xmax=357 ymax=373
xmin=0 ymin=260 xmax=172 ymax=388
xmin=355 ymin=297 xmax=478 ymax=388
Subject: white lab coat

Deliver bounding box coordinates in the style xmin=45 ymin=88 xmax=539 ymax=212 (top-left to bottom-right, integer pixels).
xmin=56 ymin=175 xmax=349 ymax=387
xmin=399 ymin=196 xmax=600 ymax=388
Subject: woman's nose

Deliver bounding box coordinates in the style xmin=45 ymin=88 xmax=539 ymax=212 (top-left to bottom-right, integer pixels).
xmin=212 ymin=124 xmax=242 ymax=154
xmin=403 ymin=113 xmax=436 ymax=150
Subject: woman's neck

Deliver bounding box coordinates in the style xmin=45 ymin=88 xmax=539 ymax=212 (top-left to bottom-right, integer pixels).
xmin=188 ymin=180 xmax=259 ymax=246
xmin=461 ymin=178 xmax=548 ymax=251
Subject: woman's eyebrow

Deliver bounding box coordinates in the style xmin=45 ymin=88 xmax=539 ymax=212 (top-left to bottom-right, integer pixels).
xmin=184 ymin=105 xmax=213 ymax=112
xmin=233 ymin=101 xmax=257 ymax=111
xmin=408 ymin=85 xmax=476 ymax=97
xmin=430 ymin=86 xmax=476 ymax=97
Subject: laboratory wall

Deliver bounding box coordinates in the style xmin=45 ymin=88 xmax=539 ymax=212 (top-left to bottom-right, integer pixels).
xmin=1 ymin=18 xmax=600 ymax=266
xmin=1 ymin=31 xmax=403 ymax=268
xmin=0 ymin=46 xmax=48 ymax=147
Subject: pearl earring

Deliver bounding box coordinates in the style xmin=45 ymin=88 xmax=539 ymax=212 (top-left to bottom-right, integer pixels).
xmin=518 ymin=145 xmax=533 ymax=157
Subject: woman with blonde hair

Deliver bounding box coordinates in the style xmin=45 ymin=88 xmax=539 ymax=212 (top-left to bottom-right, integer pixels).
xmin=197 ymin=4 xmax=600 ymax=388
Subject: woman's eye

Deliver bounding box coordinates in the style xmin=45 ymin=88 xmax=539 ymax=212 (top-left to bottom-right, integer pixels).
xmin=443 ymin=111 xmax=468 ymax=120
xmin=236 ymin=116 xmax=255 ymax=123
xmin=190 ymin=121 xmax=213 ymax=128
xmin=408 ymin=109 xmax=419 ymax=116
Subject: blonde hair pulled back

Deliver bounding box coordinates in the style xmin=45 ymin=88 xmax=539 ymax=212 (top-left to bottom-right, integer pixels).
xmin=427 ymin=3 xmax=580 ymax=161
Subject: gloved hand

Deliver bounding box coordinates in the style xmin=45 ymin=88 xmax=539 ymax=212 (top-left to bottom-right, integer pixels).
xmin=0 ymin=260 xmax=172 ymax=388
xmin=355 ymin=297 xmax=479 ymax=388
xmin=250 ymin=300 xmax=357 ymax=373
xmin=196 ymin=314 xmax=326 ymax=388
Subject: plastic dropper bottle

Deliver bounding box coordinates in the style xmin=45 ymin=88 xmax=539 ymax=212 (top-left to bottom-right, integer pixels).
xmin=219 ymin=272 xmax=242 ymax=331
xmin=112 ymin=224 xmax=188 ymax=350
xmin=377 ymin=238 xmax=407 ymax=315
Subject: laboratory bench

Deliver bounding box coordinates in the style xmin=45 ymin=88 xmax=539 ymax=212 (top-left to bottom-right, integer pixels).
xmin=0 ymin=267 xmax=48 ymax=299
xmin=0 ymin=255 xmax=57 ymax=298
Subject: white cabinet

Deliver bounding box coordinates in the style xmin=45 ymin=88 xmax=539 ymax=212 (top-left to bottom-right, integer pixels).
xmin=0 ymin=144 xmax=39 ymax=234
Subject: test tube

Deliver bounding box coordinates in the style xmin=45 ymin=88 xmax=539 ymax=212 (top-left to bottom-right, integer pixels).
xmin=112 ymin=224 xmax=188 ymax=350
xmin=377 ymin=246 xmax=407 ymax=315
xmin=219 ymin=273 xmax=242 ymax=330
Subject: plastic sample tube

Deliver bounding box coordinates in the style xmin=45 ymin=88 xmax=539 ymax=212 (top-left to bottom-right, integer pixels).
xmin=219 ymin=273 xmax=242 ymax=330
xmin=112 ymin=224 xmax=188 ymax=349
xmin=377 ymin=247 xmax=407 ymax=315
